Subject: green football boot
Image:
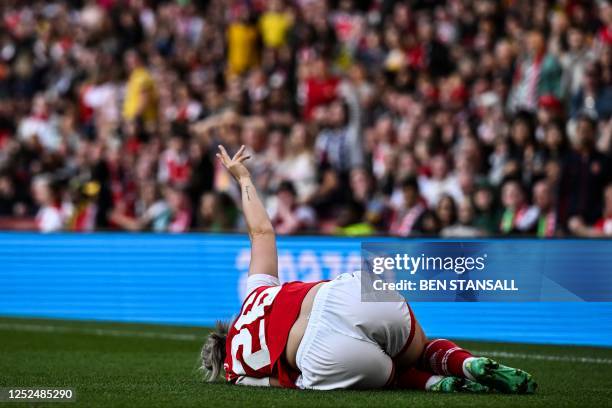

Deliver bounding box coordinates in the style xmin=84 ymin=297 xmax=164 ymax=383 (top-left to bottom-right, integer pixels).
xmin=464 ymin=357 xmax=537 ymax=394
xmin=429 ymin=376 xmax=490 ymax=393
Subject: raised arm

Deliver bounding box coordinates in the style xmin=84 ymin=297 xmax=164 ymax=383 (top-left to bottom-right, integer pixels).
xmin=216 ymin=145 xmax=278 ymax=279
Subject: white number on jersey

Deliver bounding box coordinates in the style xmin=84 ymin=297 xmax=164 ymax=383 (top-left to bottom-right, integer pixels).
xmin=231 ymin=286 xmax=282 ymax=374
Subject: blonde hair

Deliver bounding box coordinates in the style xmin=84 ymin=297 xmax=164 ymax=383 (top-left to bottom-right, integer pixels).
xmin=199 ymin=321 xmax=229 ymax=382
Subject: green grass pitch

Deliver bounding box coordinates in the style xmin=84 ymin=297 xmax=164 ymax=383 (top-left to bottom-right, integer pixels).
xmin=1 ymin=316 xmax=611 ymax=407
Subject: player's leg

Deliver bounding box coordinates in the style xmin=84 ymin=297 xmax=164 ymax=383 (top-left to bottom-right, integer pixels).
xmin=416 ymin=337 xmax=537 ymax=394
xmin=393 ymin=366 xmax=489 ymax=393
xmin=296 ymin=316 xmax=396 ymax=389
xmin=383 ymin=309 xmax=487 ymax=393
xmin=346 ymin=270 xmax=536 ymax=393
xmin=338 ymin=280 xmax=483 ymax=392
xmin=418 ymin=338 xmax=474 ymax=378
xmin=298 ymin=324 xmax=486 ymax=392
xmin=388 ymin=308 xmax=537 ymax=394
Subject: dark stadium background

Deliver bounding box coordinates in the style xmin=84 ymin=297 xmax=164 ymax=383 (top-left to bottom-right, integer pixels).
xmin=0 ymin=0 xmax=610 ymax=237
xmin=0 ymin=0 xmax=611 ymax=406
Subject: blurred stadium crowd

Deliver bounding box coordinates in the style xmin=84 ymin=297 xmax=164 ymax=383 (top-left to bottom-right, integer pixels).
xmin=0 ymin=0 xmax=611 ymax=237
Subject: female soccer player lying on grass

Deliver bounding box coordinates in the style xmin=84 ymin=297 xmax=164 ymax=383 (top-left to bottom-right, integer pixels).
xmin=201 ymin=145 xmax=537 ymax=393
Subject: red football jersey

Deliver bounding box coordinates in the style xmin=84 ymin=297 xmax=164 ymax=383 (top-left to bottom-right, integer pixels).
xmin=224 ymin=281 xmax=323 ymax=388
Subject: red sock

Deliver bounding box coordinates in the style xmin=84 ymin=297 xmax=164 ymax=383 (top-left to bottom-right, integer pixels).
xmin=419 ymin=339 xmax=472 ymax=378
xmin=394 ymin=367 xmax=438 ymax=390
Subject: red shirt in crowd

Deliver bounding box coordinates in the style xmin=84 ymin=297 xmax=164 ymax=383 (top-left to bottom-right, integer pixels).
xmin=302 ymin=76 xmax=340 ymax=120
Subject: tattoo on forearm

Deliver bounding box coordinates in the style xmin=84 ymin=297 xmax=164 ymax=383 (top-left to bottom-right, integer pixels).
xmin=245 ymin=185 xmax=251 ymax=201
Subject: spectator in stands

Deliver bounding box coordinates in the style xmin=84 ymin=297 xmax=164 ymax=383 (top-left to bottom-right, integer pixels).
xmin=109 ymin=181 xmax=168 ymax=232
xmin=268 ymin=181 xmax=316 ymax=235
xmin=569 ymin=183 xmax=612 ymax=237
xmin=0 ymin=174 xmax=17 ymax=216
xmin=0 ymin=0 xmax=610 ymax=238
xmin=521 ymin=179 xmax=560 ymax=238
xmin=17 ymin=94 xmax=58 ymax=152
xmin=499 ymin=179 xmax=530 ymax=235
xmin=227 ymin=5 xmax=259 ymax=76
xmin=441 ymin=200 xmax=485 ymax=238
xmin=472 ymin=182 xmax=499 ymax=235
xmin=417 ymin=210 xmax=441 ymax=236
xmin=162 ymin=184 xmax=191 ymax=233
xmin=389 ymin=177 xmax=426 ymax=237
xmin=31 ymin=175 xmax=65 ymax=233
xmin=195 ymin=191 xmax=239 ymax=232
xmin=436 ymin=194 xmax=458 ymax=231
xmin=507 ymin=112 xmax=537 ymax=181
xmin=569 ymin=62 xmax=612 ymax=120
xmin=561 ymin=26 xmax=596 ymax=97
xmin=314 ymin=97 xmax=362 ymax=175
xmin=419 ymin=155 xmax=463 ymax=207
xmin=242 ymin=117 xmax=272 ymax=192
xmin=348 ymin=167 xmax=387 ymax=231
xmin=274 ymin=123 xmax=317 ymax=202
xmin=302 ymin=56 xmax=340 ymax=120
xmin=539 ymin=120 xmax=568 ymax=164
xmin=258 ymin=0 xmax=293 ymax=50
xmin=122 ymin=50 xmax=158 ymax=130
xmin=335 ymin=200 xmax=376 ymax=237
xmin=158 ymin=132 xmax=191 ymax=187
xmin=561 ymin=113 xmax=611 ymax=224
xmin=508 ymin=31 xmax=562 ymax=112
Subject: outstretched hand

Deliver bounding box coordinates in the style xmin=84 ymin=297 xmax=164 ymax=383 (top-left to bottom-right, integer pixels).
xmin=216 ymin=145 xmax=251 ymax=182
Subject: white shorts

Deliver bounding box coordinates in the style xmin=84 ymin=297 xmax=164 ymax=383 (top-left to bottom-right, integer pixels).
xmin=295 ymin=271 xmax=415 ymax=390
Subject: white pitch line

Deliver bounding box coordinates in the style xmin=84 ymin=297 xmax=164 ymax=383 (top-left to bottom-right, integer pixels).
xmin=1 ymin=322 xmax=611 ymax=365
xmin=472 ymin=350 xmax=612 ymax=365
xmin=0 ymin=322 xmax=200 ymax=342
